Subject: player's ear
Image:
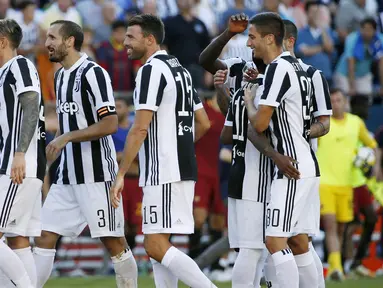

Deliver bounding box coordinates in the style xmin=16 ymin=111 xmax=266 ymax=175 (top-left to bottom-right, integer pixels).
xmin=66 ymin=36 xmax=75 ymax=49
xmin=265 ymin=34 xmax=273 ymax=46
xmin=146 ymin=34 xmax=156 ymax=46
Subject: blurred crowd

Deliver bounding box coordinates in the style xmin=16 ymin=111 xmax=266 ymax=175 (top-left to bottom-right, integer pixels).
xmin=5 ymin=0 xmax=383 ymax=282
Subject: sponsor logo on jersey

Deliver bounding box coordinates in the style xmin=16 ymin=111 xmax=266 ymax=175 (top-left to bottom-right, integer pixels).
xmin=37 ymin=126 xmax=46 ymax=140
xmin=178 ymin=121 xmax=192 ymax=136
xmin=57 ymin=100 xmax=79 ymax=115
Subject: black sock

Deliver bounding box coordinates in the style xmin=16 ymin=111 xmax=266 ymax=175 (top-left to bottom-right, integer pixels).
xmin=188 ymin=228 xmax=202 ymax=259
xmin=210 ymin=229 xmax=224 ymax=271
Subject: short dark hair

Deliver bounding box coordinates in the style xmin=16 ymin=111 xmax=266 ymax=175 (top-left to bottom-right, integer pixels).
xmin=249 ymin=13 xmax=284 ymax=46
xmin=51 ymin=20 xmax=84 ymax=51
xmin=361 ymin=17 xmax=377 ymax=30
xmin=128 ymin=14 xmax=165 ymax=44
xmin=283 ymin=19 xmax=298 ymax=41
xmin=330 ymin=87 xmax=344 ymax=95
xmin=0 ymin=19 xmax=23 ymax=49
xmin=18 ymin=0 xmax=36 ymax=10
xmin=112 ymin=20 xmax=127 ymax=31
xmin=305 ymin=1 xmax=322 ymax=12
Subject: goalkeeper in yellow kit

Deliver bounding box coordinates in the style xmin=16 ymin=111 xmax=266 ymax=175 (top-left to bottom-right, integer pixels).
xmin=316 ymin=89 xmax=377 ymax=281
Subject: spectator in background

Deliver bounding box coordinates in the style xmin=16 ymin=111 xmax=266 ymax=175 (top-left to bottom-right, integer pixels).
xmin=334 ymin=18 xmax=383 ymax=96
xmin=96 ymin=20 xmax=140 ymax=92
xmin=136 ymin=0 xmax=178 ymax=19
xmin=77 ymin=0 xmax=121 ymax=36
xmin=220 ymin=0 xmax=256 ymax=32
xmin=112 ymin=98 xmax=142 ymax=250
xmin=193 ymin=0 xmax=218 ymax=36
xmin=164 ymin=0 xmax=210 ymax=90
xmin=81 ymin=27 xmax=96 ymax=60
xmin=335 ymin=0 xmax=372 ymax=43
xmin=262 ymin=0 xmax=292 ymax=20
xmin=296 ymin=1 xmax=336 ymax=86
xmin=17 ymin=0 xmax=40 ymax=64
xmin=92 ymin=2 xmax=118 ymax=46
xmin=40 ymin=0 xmax=82 ymax=31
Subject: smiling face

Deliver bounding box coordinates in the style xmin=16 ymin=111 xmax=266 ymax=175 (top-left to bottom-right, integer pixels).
xmin=247 ymin=24 xmax=267 ymax=61
xmin=124 ymin=25 xmax=147 ymax=60
xmin=45 ymin=24 xmax=70 ymax=63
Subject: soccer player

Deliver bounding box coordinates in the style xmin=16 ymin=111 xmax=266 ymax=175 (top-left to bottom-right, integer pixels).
xmin=0 ymin=18 xmax=45 ymax=288
xmin=244 ymin=13 xmax=320 ymax=288
xmin=33 ymin=20 xmax=138 ymax=288
xmin=110 ymin=14 xmax=215 ymax=288
xmin=316 ymin=88 xmax=376 ymax=281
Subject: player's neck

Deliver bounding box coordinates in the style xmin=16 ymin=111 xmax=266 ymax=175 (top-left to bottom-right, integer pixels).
xmin=140 ymin=45 xmax=161 ymax=63
xmin=119 ymin=118 xmax=130 ymax=128
xmin=0 ymin=50 xmax=17 ymax=68
xmin=61 ymin=51 xmax=82 ymax=70
xmin=333 ymin=113 xmax=345 ymax=120
xmin=264 ymin=47 xmax=283 ymax=65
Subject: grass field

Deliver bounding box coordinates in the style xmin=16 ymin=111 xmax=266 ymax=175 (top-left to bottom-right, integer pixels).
xmin=45 ymin=276 xmax=383 ymax=287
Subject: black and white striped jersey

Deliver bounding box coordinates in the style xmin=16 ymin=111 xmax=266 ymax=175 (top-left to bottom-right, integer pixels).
xmin=259 ymin=52 xmax=320 ymax=179
xmin=54 ymin=53 xmax=118 ymax=185
xmin=222 ymin=57 xmax=247 ymax=97
xmin=133 ymin=50 xmax=203 ymax=187
xmin=223 ymin=57 xmax=273 ymax=202
xmin=297 ymin=59 xmax=332 ymax=152
xmin=0 ymin=55 xmax=46 ymax=181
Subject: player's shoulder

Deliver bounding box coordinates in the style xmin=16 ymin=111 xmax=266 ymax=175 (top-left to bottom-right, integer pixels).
xmin=297 ymin=59 xmax=321 ymax=78
xmin=346 ymin=112 xmax=363 ymax=123
xmin=82 ymin=58 xmax=109 ymax=78
xmin=11 ymin=55 xmax=37 ymax=71
xmin=223 ymin=57 xmax=246 ymax=70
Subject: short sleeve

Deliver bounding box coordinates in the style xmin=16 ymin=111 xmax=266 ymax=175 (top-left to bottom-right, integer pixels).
xmin=258 ymin=62 xmax=289 ymax=108
xmin=85 ymin=66 xmax=116 ymax=119
xmin=344 ymin=33 xmax=358 ymax=58
xmin=134 ymin=63 xmax=167 ymax=112
xmin=224 ymin=99 xmax=233 ymax=127
xmin=193 ymin=88 xmax=203 ymax=111
xmin=11 ymin=57 xmax=40 ymax=97
xmin=311 ymin=70 xmax=332 ymax=117
xmin=222 ymin=57 xmax=246 ymax=89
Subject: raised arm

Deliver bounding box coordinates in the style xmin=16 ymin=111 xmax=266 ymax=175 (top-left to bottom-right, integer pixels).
xmin=199 ymin=13 xmax=248 ymax=74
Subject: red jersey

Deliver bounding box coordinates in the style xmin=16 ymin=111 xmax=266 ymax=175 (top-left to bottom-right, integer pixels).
xmin=195 ymin=102 xmax=225 ymax=178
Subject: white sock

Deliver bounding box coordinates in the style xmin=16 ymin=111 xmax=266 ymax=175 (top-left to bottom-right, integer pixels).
xmin=14 ymin=247 xmax=37 ymax=287
xmin=33 ymin=247 xmax=56 ymax=288
xmin=253 ymin=249 xmax=268 ymax=288
xmin=232 ymin=248 xmax=262 ymax=287
xmin=265 ymin=255 xmax=279 ymax=288
xmin=161 ymin=246 xmax=217 ymax=288
xmin=309 ymin=242 xmax=325 ymax=288
xmin=0 ymin=240 xmax=33 ymax=288
xmin=111 ymin=248 xmax=138 ymax=288
xmin=151 ymin=258 xmax=178 ymax=287
xmin=295 ymin=251 xmax=318 ymax=288
xmin=271 ymin=249 xmax=299 ymax=288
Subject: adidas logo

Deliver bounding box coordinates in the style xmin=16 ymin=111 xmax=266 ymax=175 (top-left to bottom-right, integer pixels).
xmin=176 ymin=219 xmax=182 ymax=225
xmin=9 ymin=219 xmax=16 ymax=226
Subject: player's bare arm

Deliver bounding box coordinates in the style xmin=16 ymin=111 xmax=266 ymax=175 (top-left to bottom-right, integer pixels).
xmin=46 ymin=114 xmax=118 ymax=161
xmin=111 ymin=109 xmax=153 ymax=208
xmin=310 ymin=115 xmax=330 ymax=138
xmin=11 ymin=90 xmax=39 ymax=184
xmin=194 ymin=108 xmax=211 ymax=142
xmin=214 ymin=70 xmax=230 ymax=115
xmin=220 ymin=125 xmax=233 ymax=145
xmin=199 ymin=13 xmax=248 ymax=74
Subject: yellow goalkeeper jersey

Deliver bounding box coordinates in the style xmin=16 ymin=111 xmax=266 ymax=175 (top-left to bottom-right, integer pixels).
xmin=317 ymin=113 xmax=376 ymax=188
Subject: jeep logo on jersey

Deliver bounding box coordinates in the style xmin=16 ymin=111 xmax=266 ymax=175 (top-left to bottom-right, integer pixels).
xmin=178 ymin=121 xmax=192 ymax=136
xmin=232 ymin=144 xmax=245 ymax=158
xmin=57 ymin=100 xmax=79 ymax=115
xmin=74 ymin=66 xmax=85 ymax=92
xmin=37 ymin=126 xmax=45 ymax=140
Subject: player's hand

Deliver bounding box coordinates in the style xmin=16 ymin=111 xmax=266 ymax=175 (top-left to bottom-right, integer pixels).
xmin=228 ymin=13 xmax=249 ymax=34
xmin=110 ymin=173 xmax=124 ymax=208
xmin=214 ymin=70 xmax=228 ymax=87
xmin=272 ymin=154 xmax=300 ymax=180
xmin=10 ymin=152 xmax=26 ymax=184
xmin=46 ymin=134 xmax=70 ymax=163
xmin=243 ymin=68 xmax=259 ymax=83
xmin=243 ymin=84 xmax=259 ymax=107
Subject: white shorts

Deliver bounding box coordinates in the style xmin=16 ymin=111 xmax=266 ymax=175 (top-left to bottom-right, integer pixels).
xmin=266 ymin=177 xmax=320 ymax=237
xmin=142 ymin=181 xmax=194 ymax=235
xmin=228 ymin=197 xmax=266 ymax=249
xmin=0 ymin=176 xmax=42 ymax=237
xmin=42 ymin=181 xmax=124 ymax=238
xmin=296 ymin=188 xmax=320 ymax=238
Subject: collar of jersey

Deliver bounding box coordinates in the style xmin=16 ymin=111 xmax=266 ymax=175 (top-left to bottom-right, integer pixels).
xmin=272 ymin=51 xmax=291 ymax=63
xmin=146 ymin=50 xmax=168 ymax=63
xmin=64 ymin=53 xmax=88 ymax=73
xmin=0 ymin=55 xmax=21 ymax=71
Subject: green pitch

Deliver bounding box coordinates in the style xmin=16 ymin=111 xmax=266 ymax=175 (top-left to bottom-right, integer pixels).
xmin=45 ymin=276 xmax=383 ymax=287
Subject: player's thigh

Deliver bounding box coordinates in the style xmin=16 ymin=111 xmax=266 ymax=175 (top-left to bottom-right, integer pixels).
xmin=42 ymin=184 xmax=87 ymax=237
xmin=266 ymin=178 xmax=319 ymax=237
xmin=335 ymin=187 xmax=354 ymax=223
xmin=0 ymin=177 xmax=42 ymax=237
xmin=75 ymin=181 xmax=124 ymax=238
xmin=236 ymin=199 xmax=265 ymax=249
xmin=354 ymin=185 xmax=373 ymax=214
xmin=295 ymin=189 xmax=320 ymax=237
xmin=142 ymin=181 xmax=195 ymax=235
xmin=193 ymin=175 xmax=211 ymax=211
xmin=320 ymin=184 xmax=337 ymax=216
